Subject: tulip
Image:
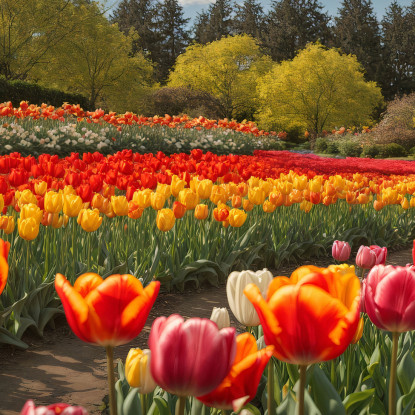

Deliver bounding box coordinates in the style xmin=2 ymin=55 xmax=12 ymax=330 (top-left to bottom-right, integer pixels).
xmin=263 ymin=200 xmax=276 ymax=213
xmin=133 ymin=189 xmax=152 ymax=209
xmin=125 ymin=348 xmax=157 ymax=394
xmin=156 ymin=183 xmax=171 ymax=199
xmin=172 ymin=201 xmax=186 ymax=219
xmin=18 ymin=189 xmax=38 ymax=206
xmin=171 ymin=175 xmax=186 ymax=198
xmin=111 ymin=196 xmax=129 ymax=216
xmin=149 ymin=314 xmax=236 ymax=398
xmin=20 ymin=203 xmax=43 ymax=223
xmin=56 ymin=273 xmax=159 ymax=415
xmin=77 ymin=209 xmax=102 ymax=232
xmin=369 ymin=245 xmax=387 ymax=265
xmin=242 ymin=199 xmax=254 ymax=212
xmin=156 ymin=208 xmax=175 ymax=231
xmin=20 ymin=400 xmax=87 ymax=415
xmin=0 ymin=215 xmax=15 ymax=234
xmin=228 ymin=208 xmax=247 ymax=227
xmin=178 ymin=188 xmax=199 ymax=210
xmin=197 ymin=333 xmax=274 ymax=411
xmin=248 ymin=187 xmax=266 ymax=205
xmin=150 ymin=192 xmax=165 ymax=211
xmin=332 ymin=240 xmax=351 ymax=262
xmin=197 ymin=179 xmax=213 ymax=199
xmin=210 ymin=307 xmax=230 ymax=330
xmin=364 ymin=265 xmax=415 ymax=415
xmin=34 ymin=181 xmax=48 ymax=196
xmin=18 ymin=217 xmax=40 ymax=240
xmin=213 ymin=205 xmax=229 ymax=222
xmin=355 ymin=245 xmax=377 ymax=272
xmin=194 ymin=204 xmax=208 ymax=220
xmin=128 ymin=201 xmax=143 ymax=219
xmin=63 ymin=194 xmax=83 ymax=217
xmin=227 ymin=269 xmax=273 ymax=326
xmin=210 ymin=185 xmax=228 ymax=205
xmin=44 ymin=191 xmax=64 ymax=214
xmin=0 ymin=238 xmax=10 ymax=295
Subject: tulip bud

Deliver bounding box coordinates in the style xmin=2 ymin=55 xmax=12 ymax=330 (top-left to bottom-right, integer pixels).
xmin=125 ymin=348 xmax=157 ymax=394
xmin=111 ymin=195 xmax=129 ymax=216
xmin=332 ymin=240 xmax=351 ymax=262
xmin=172 ymin=201 xmax=186 ymax=219
xmin=156 ymin=208 xmax=175 ymax=232
xmin=194 ymin=204 xmax=208 ymax=220
xmin=227 ymin=269 xmax=273 ymax=326
xmin=18 ymin=217 xmax=40 ymax=240
xmin=210 ymin=307 xmax=230 ymax=330
xmin=356 ymin=246 xmax=377 ymax=270
xmin=34 ymin=181 xmax=48 ymax=196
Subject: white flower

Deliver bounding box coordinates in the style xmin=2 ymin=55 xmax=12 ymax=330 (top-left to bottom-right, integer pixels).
xmin=210 ymin=307 xmax=230 ymax=330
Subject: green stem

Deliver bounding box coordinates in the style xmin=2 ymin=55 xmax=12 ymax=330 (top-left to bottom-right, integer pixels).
xmin=140 ymin=393 xmax=146 ymax=415
xmin=44 ymin=226 xmax=49 ymax=279
xmin=298 ymin=365 xmax=307 ymax=415
xmin=25 ymin=240 xmax=30 ymax=292
xmin=268 ymin=359 xmax=275 ymax=415
xmin=175 ymin=396 xmax=186 ymax=415
xmin=106 ymin=346 xmax=117 ymax=415
xmin=72 ymin=218 xmax=76 ymax=275
xmin=389 ymin=332 xmax=399 ymax=415
xmin=87 ymin=232 xmax=92 ymax=271
xmin=360 ymin=267 xmax=365 ymax=280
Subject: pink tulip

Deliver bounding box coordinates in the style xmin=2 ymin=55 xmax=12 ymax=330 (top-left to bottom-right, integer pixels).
xmin=332 ymin=240 xmax=351 ymax=261
xmin=149 ymin=314 xmax=236 ymax=396
xmin=364 ymin=265 xmax=415 ymax=332
xmin=412 ymin=240 xmax=415 ymax=265
xmin=355 ymin=245 xmax=377 ymax=269
xmin=369 ymin=245 xmax=387 ymax=265
xmin=20 ymin=401 xmax=87 ymax=415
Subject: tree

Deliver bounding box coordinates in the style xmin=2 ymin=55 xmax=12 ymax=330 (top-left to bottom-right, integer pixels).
xmin=232 ymin=0 xmax=264 ymax=40
xmin=0 ymin=0 xmax=92 ymax=80
xmin=35 ymin=3 xmax=155 ymax=110
xmin=154 ymin=0 xmax=190 ymax=82
xmin=110 ymin=0 xmax=160 ymax=61
xmin=256 ymin=43 xmax=383 ymax=133
xmin=333 ymin=0 xmax=382 ymax=83
xmin=263 ymin=0 xmax=331 ymax=62
xmin=169 ymin=35 xmax=273 ymax=120
xmin=381 ymin=2 xmax=415 ymax=98
xmin=192 ymin=0 xmax=233 ymax=44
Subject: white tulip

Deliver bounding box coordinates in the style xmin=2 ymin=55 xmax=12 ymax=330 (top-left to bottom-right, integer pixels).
xmin=226 ymin=269 xmax=273 ymax=326
xmin=210 ymin=307 xmax=231 ymax=330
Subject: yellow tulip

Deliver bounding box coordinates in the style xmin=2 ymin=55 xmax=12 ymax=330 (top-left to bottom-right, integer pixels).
xmin=178 ymin=188 xmax=199 ymax=210
xmin=125 ymin=348 xmax=156 ymax=394
xmin=0 ymin=194 xmax=3 ymax=213
xmin=263 ymin=200 xmax=276 ymax=213
xmin=156 ymin=208 xmax=175 ymax=232
xmin=34 ymin=181 xmax=48 ymax=196
xmin=18 ymin=217 xmax=40 ymax=240
xmin=210 ymin=185 xmax=228 ymax=205
xmin=77 ymin=208 xmax=102 ymax=232
xmin=111 ymin=196 xmax=129 ymax=216
xmin=197 ymin=179 xmax=213 ymax=200
xmin=300 ymin=200 xmax=313 ymax=213
xmin=151 ymin=192 xmax=166 ymax=211
xmin=44 ymin=191 xmax=64 ymax=214
xmin=0 ymin=216 xmax=15 ymax=234
xmin=133 ymin=189 xmax=152 ymax=209
xmin=401 ymin=197 xmax=409 ymax=210
xmin=228 ymin=208 xmax=247 ymax=227
xmin=156 ymin=183 xmax=171 ymax=199
xmin=194 ymin=204 xmax=208 ymax=220
xmin=20 ymin=203 xmax=43 ymax=223
xmin=293 ymin=175 xmax=308 ymax=191
xmin=63 ymin=194 xmax=83 ymax=217
xmin=91 ymin=193 xmax=105 ymax=211
xmin=63 ymin=185 xmax=77 ymax=196
xmin=171 ymin=175 xmax=186 ymax=198
xmin=248 ymin=187 xmax=266 ymax=205
xmin=18 ymin=189 xmax=37 ymax=207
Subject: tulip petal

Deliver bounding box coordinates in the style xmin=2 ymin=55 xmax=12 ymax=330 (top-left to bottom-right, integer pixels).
xmin=266 ymin=277 xmax=292 ymax=301
xmin=233 ymin=332 xmax=257 ymax=364
xmin=74 ymin=273 xmax=103 ymax=298
xmin=0 ymin=255 xmax=8 ymax=295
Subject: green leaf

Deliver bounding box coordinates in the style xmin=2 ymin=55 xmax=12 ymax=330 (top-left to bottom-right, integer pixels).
xmin=397 ymin=349 xmax=415 ymax=395
xmin=343 ymin=389 xmax=375 ymax=414
xmin=123 ymin=388 xmax=141 ymax=415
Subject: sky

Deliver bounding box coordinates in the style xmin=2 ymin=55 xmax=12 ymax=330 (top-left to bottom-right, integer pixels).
xmin=108 ymin=0 xmax=413 ymax=22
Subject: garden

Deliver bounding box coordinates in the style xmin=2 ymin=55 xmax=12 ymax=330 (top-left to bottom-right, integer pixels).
xmin=0 ymin=100 xmax=415 ymax=415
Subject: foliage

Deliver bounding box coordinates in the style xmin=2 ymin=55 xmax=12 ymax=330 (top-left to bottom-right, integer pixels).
xmin=379 ymin=143 xmax=408 ymax=158
xmin=34 ymin=3 xmax=155 ymax=111
xmin=373 ymin=93 xmax=415 ymax=149
xmin=337 ymin=141 xmax=363 ymax=158
xmin=232 ymin=0 xmax=265 ymax=40
xmin=256 ymin=43 xmax=383 ymax=133
xmin=169 ymin=34 xmax=273 ymax=120
xmin=0 ymin=78 xmax=90 ymax=110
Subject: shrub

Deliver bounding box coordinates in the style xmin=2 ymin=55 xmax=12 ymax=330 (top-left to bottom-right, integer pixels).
xmin=0 ymin=77 xmax=90 ymax=109
xmin=315 ymin=137 xmax=328 ymax=153
xmin=337 ymin=141 xmax=363 ymax=157
xmin=325 ymin=141 xmax=339 ymax=154
xmin=144 ymin=87 xmax=222 ymax=119
xmin=362 ymin=144 xmax=381 ymax=158
xmin=378 ymin=143 xmax=408 ymax=158
xmin=373 ymin=93 xmax=415 ymax=149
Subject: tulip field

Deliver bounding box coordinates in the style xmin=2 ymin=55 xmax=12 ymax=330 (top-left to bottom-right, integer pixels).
xmin=1 ymin=103 xmax=415 ymax=415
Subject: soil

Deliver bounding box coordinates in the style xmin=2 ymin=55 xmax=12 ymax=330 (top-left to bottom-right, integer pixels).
xmin=0 ymin=248 xmax=412 ymax=415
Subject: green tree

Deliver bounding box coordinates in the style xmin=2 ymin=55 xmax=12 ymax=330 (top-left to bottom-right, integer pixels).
xmin=192 ymin=0 xmax=233 ymax=44
xmin=169 ymin=34 xmax=273 ymax=119
xmin=256 ymin=43 xmax=383 ymax=133
xmin=232 ymin=0 xmax=265 ymax=40
xmin=35 ymin=3 xmax=155 ymax=110
xmin=154 ymin=0 xmax=190 ymax=82
xmin=263 ymin=0 xmax=331 ymax=62
xmin=333 ymin=0 xmax=382 ymax=83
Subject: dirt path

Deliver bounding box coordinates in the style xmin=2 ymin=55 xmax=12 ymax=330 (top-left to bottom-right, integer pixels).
xmin=0 ymin=249 xmax=412 ymax=415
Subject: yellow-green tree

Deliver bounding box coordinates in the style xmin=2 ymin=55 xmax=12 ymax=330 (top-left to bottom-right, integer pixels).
xmin=34 ymin=3 xmax=155 ymax=111
xmin=168 ymin=34 xmax=273 ymax=120
xmin=256 ymin=43 xmax=384 ymax=133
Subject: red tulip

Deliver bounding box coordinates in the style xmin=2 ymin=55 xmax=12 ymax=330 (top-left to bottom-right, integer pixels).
xmin=197 ymin=333 xmax=273 ymax=411
xmin=0 ymin=238 xmax=10 ymax=295
xmin=149 ymin=314 xmax=236 ymax=396
xmin=355 ymin=246 xmax=377 ymax=270
xmin=332 ymin=240 xmax=351 ymax=262
xmin=55 ymin=273 xmax=160 ymax=346
xmin=369 ymin=245 xmax=387 ymax=265
xmin=20 ymin=400 xmax=87 ymax=415
xmin=364 ymin=265 xmax=415 ymax=332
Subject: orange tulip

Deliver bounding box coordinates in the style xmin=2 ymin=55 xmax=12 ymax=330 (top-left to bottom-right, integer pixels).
xmin=55 ymin=273 xmax=160 ymax=346
xmin=194 ymin=204 xmax=208 ymax=220
xmin=244 ymin=265 xmax=360 ymax=365
xmin=0 ymin=238 xmax=10 ymax=295
xmin=197 ymin=333 xmax=274 ymax=411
